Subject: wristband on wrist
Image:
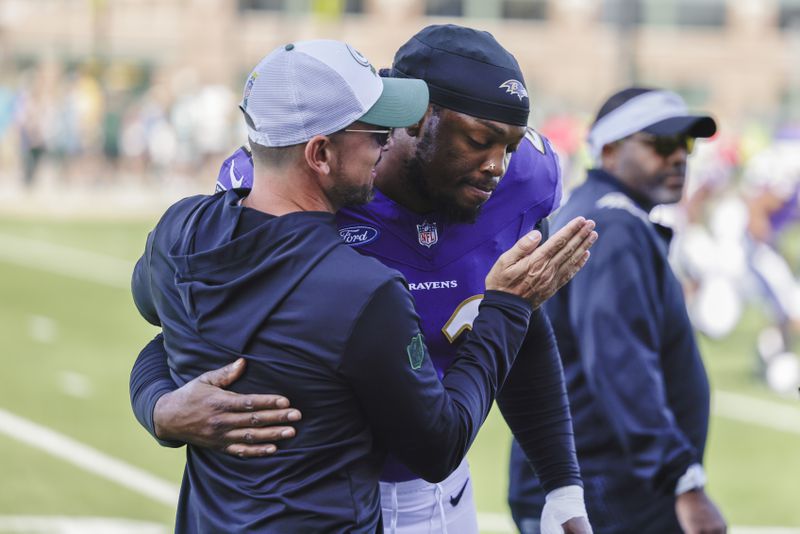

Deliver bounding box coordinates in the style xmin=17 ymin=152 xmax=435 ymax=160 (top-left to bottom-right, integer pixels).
xmin=543 ymin=485 xmax=588 ymax=526
xmin=675 ymin=463 xmax=707 ymax=495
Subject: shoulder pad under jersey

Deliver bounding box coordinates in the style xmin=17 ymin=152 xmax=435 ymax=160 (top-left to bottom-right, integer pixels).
xmin=494 ymin=128 xmax=563 ymax=218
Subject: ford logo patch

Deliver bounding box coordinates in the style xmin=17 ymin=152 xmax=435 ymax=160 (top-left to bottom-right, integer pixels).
xmin=338 ymin=225 xmax=380 ymax=247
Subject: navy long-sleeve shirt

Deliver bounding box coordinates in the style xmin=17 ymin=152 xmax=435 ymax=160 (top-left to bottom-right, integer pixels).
xmin=132 ymin=189 xmax=532 ymax=532
xmin=508 ymin=169 xmax=710 ymax=531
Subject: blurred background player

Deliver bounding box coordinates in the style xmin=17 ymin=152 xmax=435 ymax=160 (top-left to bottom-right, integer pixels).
xmin=668 ymin=128 xmax=800 ymax=394
xmin=740 ymin=131 xmax=800 ymax=392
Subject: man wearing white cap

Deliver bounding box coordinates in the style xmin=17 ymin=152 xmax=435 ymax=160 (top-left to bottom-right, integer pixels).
xmin=509 ymin=88 xmax=727 ymax=533
xmin=130 ymin=40 xmax=594 ymax=532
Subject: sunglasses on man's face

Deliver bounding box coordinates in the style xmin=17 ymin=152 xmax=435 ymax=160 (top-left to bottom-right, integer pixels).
xmin=632 ymin=133 xmax=695 ymax=157
xmin=343 ymin=128 xmax=394 ymax=147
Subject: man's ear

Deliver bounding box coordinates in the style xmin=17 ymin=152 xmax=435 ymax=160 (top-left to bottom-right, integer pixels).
xmin=304 ymin=135 xmax=333 ymax=176
xmin=403 ymin=105 xmax=435 ymax=138
xmin=600 ymin=142 xmax=618 ymax=170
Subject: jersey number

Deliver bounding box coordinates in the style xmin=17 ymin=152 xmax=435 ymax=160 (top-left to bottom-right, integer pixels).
xmin=441 ymin=295 xmax=484 ymax=343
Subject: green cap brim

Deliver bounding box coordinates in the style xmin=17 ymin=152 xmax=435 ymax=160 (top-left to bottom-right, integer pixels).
xmin=359 ymin=77 xmax=429 ymax=128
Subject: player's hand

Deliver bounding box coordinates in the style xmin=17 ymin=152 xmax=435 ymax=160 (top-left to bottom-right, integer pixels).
xmin=153 ymin=358 xmax=302 ymax=458
xmin=561 ymin=517 xmax=593 ymax=534
xmin=485 ymin=216 xmax=597 ymax=308
xmin=675 ymin=489 xmax=727 ymax=534
xmin=540 ymin=485 xmax=592 ymax=534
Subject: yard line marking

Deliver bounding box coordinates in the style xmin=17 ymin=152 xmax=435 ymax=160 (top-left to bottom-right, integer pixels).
xmin=1 ymin=407 xmax=799 ymax=532
xmin=476 ymin=512 xmax=515 ymax=532
xmin=714 ymin=390 xmax=800 ymax=435
xmin=28 ymin=314 xmax=58 ymax=344
xmin=0 ymin=233 xmax=132 ymax=289
xmin=0 ymin=516 xmax=167 ymax=534
xmin=0 ymin=408 xmax=179 ymax=506
xmin=474 ymin=513 xmax=800 ymax=534
xmin=478 ymin=512 xmax=800 ymax=534
xmin=57 ymin=370 xmax=93 ymax=399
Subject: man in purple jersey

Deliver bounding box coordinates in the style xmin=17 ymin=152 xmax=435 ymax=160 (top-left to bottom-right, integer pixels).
xmin=131 ymin=25 xmax=594 ymax=533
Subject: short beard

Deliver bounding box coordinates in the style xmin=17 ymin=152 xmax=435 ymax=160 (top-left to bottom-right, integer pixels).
xmin=403 ymin=128 xmax=483 ymax=224
xmin=329 ymin=182 xmax=374 ymax=208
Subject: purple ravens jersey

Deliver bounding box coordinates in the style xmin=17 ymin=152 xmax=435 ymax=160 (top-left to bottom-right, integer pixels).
xmin=216 ymin=130 xmax=563 ymax=481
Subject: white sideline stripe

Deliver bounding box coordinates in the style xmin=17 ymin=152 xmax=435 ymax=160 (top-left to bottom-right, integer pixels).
xmin=731 ymin=529 xmax=800 ymax=534
xmin=0 ymin=408 xmax=179 ymax=506
xmin=713 ymin=390 xmax=800 ymax=435
xmin=474 ymin=513 xmax=800 ymax=534
xmin=0 ymin=233 xmax=132 ymax=289
xmin=0 ymin=408 xmax=798 ymax=533
xmin=0 ymin=516 xmax=167 ymax=534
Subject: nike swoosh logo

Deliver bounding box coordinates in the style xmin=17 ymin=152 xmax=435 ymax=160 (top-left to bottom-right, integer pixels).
xmin=449 ymin=478 xmax=469 ymax=507
xmin=230 ymin=160 xmax=244 ymax=189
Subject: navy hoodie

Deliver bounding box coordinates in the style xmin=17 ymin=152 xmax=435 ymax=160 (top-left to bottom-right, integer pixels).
xmin=132 ymin=189 xmax=532 ymax=533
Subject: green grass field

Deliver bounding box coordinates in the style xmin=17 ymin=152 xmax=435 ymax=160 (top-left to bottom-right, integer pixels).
xmin=0 ymin=215 xmax=798 ymax=533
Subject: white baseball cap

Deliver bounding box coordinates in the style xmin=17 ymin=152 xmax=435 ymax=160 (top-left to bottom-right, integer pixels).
xmin=240 ymin=40 xmax=430 ymax=147
xmin=587 ymin=88 xmax=716 ymax=161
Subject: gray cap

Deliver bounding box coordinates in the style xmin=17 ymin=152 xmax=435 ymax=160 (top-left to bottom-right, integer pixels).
xmin=240 ymin=40 xmax=430 ymax=147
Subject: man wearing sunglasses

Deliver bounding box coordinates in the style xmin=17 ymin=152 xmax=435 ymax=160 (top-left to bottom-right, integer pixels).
xmin=509 ymin=87 xmax=727 ymax=534
xmin=131 ymin=25 xmax=596 ymax=534
xmin=130 ymin=38 xmax=596 ymax=533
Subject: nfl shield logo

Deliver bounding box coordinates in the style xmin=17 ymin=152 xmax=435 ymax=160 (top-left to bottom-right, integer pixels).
xmin=416 ymin=221 xmax=438 ymax=248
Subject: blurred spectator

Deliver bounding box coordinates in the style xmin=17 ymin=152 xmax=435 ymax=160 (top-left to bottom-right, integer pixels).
xmin=2 ymin=59 xmax=241 ymax=187
xmin=13 ymin=66 xmax=48 ymax=187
